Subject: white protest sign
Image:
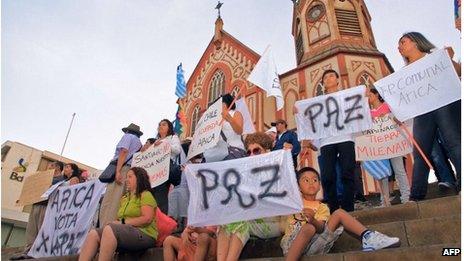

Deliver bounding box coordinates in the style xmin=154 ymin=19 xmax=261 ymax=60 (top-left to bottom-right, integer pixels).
xmin=355 ymin=114 xmax=413 ymax=161
xmin=185 ymin=150 xmax=303 ymax=227
xmin=295 ymin=85 xmax=373 ymax=140
xmin=29 ymin=180 xmax=106 ymax=258
xmin=132 ymin=142 xmax=171 ymax=188
xmin=187 ymin=98 xmax=223 ymax=159
xmin=374 ymin=49 xmax=461 ymax=121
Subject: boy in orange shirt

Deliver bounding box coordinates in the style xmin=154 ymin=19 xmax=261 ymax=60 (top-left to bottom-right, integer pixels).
xmin=281 ymin=167 xmax=400 ymax=260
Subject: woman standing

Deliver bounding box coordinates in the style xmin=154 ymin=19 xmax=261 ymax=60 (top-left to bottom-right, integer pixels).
xmin=366 ymin=88 xmax=410 ymax=205
xmin=398 ymin=32 xmax=460 ymax=200
xmin=152 ymin=119 xmax=182 ymax=213
xmin=79 ymin=167 xmax=157 ymax=261
xmin=221 ymin=94 xmax=246 ymax=157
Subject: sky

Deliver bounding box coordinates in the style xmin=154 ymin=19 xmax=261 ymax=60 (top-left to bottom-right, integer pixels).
xmin=2 ymin=0 xmax=461 ymax=169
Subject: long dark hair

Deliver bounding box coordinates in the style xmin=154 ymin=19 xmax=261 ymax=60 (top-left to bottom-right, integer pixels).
xmin=157 ymin=119 xmax=174 ymax=138
xmin=129 ymin=167 xmax=151 ymax=198
xmin=400 ymin=32 xmax=436 ymax=63
xmin=66 ymin=163 xmax=82 ymax=182
xmin=221 ymin=93 xmax=236 ymax=110
xmin=369 ymin=88 xmax=384 ymax=103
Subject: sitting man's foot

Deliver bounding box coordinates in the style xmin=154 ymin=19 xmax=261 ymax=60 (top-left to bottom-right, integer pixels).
xmin=362 ymin=231 xmax=401 ymax=251
xmin=438 ymin=181 xmax=455 ymax=191
xmin=10 ymin=253 xmax=32 ymax=260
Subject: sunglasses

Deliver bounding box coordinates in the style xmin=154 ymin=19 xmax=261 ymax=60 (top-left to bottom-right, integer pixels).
xmin=246 ymin=148 xmax=263 ymax=156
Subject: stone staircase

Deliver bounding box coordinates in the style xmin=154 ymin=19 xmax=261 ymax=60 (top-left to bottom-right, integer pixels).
xmin=2 ymin=190 xmax=460 ymax=260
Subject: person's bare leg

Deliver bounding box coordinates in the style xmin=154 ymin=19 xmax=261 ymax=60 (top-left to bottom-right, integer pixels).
xmin=163 ymin=235 xmax=182 ymax=261
xmin=194 ymin=233 xmax=212 ymax=261
xmin=98 ymin=226 xmax=118 ymax=261
xmin=225 ymin=234 xmax=245 ymax=261
xmin=285 ymin=224 xmax=316 ymax=261
xmin=78 ymin=229 xmax=100 ymax=261
xmin=327 ymin=209 xmax=366 ymax=236
xmin=216 ymin=227 xmax=230 ymax=261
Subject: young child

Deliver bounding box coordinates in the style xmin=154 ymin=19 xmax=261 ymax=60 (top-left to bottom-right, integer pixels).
xmin=281 ymin=167 xmax=400 ymax=260
xmin=163 ymin=225 xmax=217 ymax=261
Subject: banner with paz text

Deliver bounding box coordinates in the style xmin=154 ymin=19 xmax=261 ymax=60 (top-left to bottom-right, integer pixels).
xmin=185 ymin=150 xmax=303 ymax=227
xmin=374 ymin=49 xmax=461 ymax=122
xmin=295 ymin=85 xmax=372 ymax=140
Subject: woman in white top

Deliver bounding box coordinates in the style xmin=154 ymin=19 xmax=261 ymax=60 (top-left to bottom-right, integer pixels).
xmin=151 ymin=119 xmax=182 ymax=213
xmin=221 ymin=93 xmax=245 ymax=150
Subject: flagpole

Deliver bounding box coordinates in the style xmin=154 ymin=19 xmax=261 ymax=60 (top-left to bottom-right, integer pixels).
xmin=60 ymin=113 xmax=76 ymax=156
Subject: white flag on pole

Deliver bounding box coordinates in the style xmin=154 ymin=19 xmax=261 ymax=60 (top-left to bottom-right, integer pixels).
xmin=247 ymin=45 xmax=284 ymax=110
xmin=236 ymin=98 xmax=256 ymax=134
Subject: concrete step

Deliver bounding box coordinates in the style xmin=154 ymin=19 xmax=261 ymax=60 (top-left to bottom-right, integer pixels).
xmin=331 ymin=215 xmax=460 ymax=253
xmin=245 ymin=243 xmax=461 ymax=261
xmin=351 ymin=195 xmax=460 ymax=225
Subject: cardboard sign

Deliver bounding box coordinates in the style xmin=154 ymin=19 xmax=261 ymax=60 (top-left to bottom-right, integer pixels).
xmin=295 ymin=85 xmax=373 ymax=140
xmin=132 ymin=142 xmax=171 ymax=188
xmin=187 ymin=98 xmax=223 ymax=159
xmin=28 ymin=180 xmax=106 ymax=258
xmin=16 ymin=170 xmax=54 ymax=206
xmin=185 ymin=150 xmax=303 ymax=227
xmin=355 ymin=114 xmax=413 ymax=161
xmin=374 ymin=49 xmax=461 ymax=121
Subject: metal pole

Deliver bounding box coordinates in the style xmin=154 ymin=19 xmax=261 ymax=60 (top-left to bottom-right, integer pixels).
xmin=60 ymin=113 xmax=76 ymax=156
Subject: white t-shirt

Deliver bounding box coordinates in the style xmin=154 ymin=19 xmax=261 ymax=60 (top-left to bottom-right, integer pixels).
xmin=318 ymin=134 xmax=354 ymax=149
xmin=222 ymin=110 xmax=245 ymax=150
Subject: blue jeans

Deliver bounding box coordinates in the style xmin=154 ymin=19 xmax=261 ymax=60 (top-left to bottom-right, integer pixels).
xmin=431 ymin=133 xmax=456 ymax=185
xmin=410 ymin=101 xmax=461 ymax=200
xmin=320 ymin=141 xmax=356 ymax=212
xmin=318 ymin=155 xmax=343 ymax=202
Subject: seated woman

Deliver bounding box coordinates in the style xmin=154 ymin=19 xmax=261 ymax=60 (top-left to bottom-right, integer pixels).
xmin=63 ymin=163 xmax=85 ymax=185
xmin=217 ymin=132 xmax=283 ymax=261
xmin=79 ymin=167 xmax=157 ymax=261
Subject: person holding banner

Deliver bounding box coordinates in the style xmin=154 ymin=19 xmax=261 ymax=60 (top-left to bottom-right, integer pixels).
xmin=63 ymin=163 xmax=84 ymax=185
xmin=217 ymin=132 xmax=282 ymax=261
xmin=99 ymin=123 xmax=143 ymax=228
xmin=281 ymin=167 xmax=400 ymax=260
xmin=314 ymin=69 xmax=357 ymax=213
xmin=79 ymin=167 xmax=157 ymax=261
xmin=272 ymin=119 xmax=301 ymax=169
xmin=220 ymin=93 xmax=246 ymax=158
xmin=366 ymin=88 xmax=410 ymax=205
xmin=151 ymin=119 xmax=182 ymax=214
xmin=397 ymin=32 xmax=461 ymax=200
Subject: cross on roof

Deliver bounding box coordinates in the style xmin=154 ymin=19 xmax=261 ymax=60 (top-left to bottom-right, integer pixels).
xmin=215 ymin=1 xmax=223 ymax=18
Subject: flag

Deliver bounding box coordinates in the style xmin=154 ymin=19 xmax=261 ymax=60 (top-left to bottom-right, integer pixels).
xmin=173 ymin=104 xmax=187 ymax=136
xmin=235 ymin=98 xmax=256 ymax=134
xmin=247 ymin=45 xmax=284 ymax=110
xmin=175 ymin=63 xmax=187 ymax=98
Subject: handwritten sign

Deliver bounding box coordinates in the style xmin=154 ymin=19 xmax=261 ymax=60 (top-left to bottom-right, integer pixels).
xmin=355 ymin=114 xmax=413 ymax=161
xmin=295 ymin=85 xmax=372 ymax=140
xmin=185 ymin=150 xmax=303 ymax=227
xmin=187 ymin=98 xmax=223 ymax=159
xmin=132 ymin=142 xmax=171 ymax=188
xmin=374 ymin=49 xmax=461 ymax=121
xmin=16 ymin=170 xmax=54 ymax=206
xmin=28 ymin=180 xmax=106 ymax=258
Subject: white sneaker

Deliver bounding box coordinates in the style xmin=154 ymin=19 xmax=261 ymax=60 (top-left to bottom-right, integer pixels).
xmin=362 ymin=231 xmax=400 ymax=251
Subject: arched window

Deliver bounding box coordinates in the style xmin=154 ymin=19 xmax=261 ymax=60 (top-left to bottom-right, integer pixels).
xmin=208 ymin=70 xmax=225 ymax=104
xmin=231 ymin=85 xmax=241 ymax=97
xmin=190 ymin=105 xmax=201 ymax=136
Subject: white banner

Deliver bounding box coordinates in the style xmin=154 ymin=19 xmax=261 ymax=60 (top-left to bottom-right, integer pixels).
xmin=236 ymin=98 xmax=256 ymax=135
xmin=374 ymin=49 xmax=461 ymax=121
xmin=29 ymin=180 xmax=106 ymax=258
xmin=187 ymin=98 xmax=223 ymax=159
xmin=132 ymin=142 xmax=171 ymax=188
xmin=247 ymin=45 xmax=284 ymax=110
xmin=185 ymin=150 xmax=303 ymax=227
xmin=295 ymin=85 xmax=373 ymax=140
xmin=355 ymin=114 xmax=413 ymax=161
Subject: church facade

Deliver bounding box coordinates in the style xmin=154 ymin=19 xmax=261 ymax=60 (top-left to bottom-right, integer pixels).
xmin=178 ymin=0 xmax=411 ymax=194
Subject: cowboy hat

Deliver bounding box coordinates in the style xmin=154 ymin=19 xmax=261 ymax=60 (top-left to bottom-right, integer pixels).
xmin=122 ymin=123 xmax=143 ymax=136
